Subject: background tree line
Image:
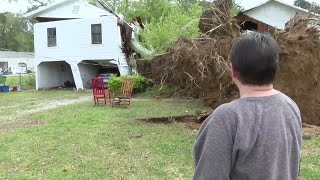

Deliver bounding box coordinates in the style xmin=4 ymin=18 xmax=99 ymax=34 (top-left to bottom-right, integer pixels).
xmin=0 ymin=0 xmax=51 ymax=52
xmin=0 ymin=12 xmax=33 ymax=52
xmin=294 ymin=0 xmax=320 ymax=14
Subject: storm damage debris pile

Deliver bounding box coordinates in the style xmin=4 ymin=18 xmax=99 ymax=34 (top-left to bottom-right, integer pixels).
xmin=198 ymin=0 xmax=237 ymax=39
xmin=137 ymin=0 xmax=239 ymax=109
xmin=275 ymin=14 xmax=320 ymax=126
xmin=137 ymin=2 xmax=320 ymax=126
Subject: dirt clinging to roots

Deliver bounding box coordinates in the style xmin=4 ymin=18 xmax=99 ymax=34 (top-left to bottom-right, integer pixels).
xmin=274 ymin=14 xmax=320 ymax=126
xmin=137 ymin=2 xmax=320 ymax=126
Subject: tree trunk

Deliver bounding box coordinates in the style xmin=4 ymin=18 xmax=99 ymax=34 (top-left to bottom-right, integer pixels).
xmin=113 ymin=0 xmax=116 ymax=12
xmin=125 ymin=0 xmax=129 ymax=19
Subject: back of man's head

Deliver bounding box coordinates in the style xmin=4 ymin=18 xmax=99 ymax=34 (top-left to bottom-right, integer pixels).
xmin=229 ymin=32 xmax=279 ymax=86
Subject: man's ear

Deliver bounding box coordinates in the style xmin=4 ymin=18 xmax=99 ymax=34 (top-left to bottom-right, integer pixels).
xmin=230 ymin=63 xmax=237 ymax=79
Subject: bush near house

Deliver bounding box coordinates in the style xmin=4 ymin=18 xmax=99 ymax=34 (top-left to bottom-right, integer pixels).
xmin=108 ymin=75 xmax=147 ymax=92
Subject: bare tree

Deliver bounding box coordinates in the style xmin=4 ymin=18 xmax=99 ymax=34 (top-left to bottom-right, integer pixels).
xmin=8 ymin=0 xmax=51 ymax=6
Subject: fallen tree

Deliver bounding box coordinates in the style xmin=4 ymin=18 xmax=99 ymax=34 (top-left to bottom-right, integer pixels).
xmin=137 ymin=0 xmax=320 ymax=126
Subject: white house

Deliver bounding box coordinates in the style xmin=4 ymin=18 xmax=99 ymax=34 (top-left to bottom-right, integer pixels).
xmin=25 ymin=0 xmax=129 ymax=90
xmin=235 ymin=0 xmax=313 ymax=32
xmin=0 ymin=51 xmax=35 ymax=74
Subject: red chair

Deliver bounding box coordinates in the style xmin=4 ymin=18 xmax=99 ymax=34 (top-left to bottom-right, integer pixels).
xmin=91 ymin=77 xmax=111 ymax=106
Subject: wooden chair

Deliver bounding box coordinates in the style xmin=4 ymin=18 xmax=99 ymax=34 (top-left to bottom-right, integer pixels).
xmin=111 ymin=79 xmax=134 ymax=107
xmin=91 ymin=77 xmax=111 ymax=106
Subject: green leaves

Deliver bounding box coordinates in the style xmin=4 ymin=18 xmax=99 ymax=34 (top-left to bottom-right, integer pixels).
xmin=115 ymin=0 xmax=244 ymax=57
xmin=0 ymin=12 xmax=34 ymax=52
xmin=140 ymin=3 xmax=202 ymax=55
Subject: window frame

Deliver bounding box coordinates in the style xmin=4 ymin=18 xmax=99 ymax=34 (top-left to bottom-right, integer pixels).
xmin=47 ymin=27 xmax=57 ymax=47
xmin=91 ymin=24 xmax=102 ymax=44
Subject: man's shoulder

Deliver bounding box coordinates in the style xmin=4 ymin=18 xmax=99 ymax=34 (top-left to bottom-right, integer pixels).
xmin=213 ymin=103 xmax=232 ymax=114
xmin=278 ymin=92 xmax=301 ymax=118
xmin=214 ymin=99 xmax=245 ymax=113
xmin=205 ymin=103 xmax=237 ymax=126
xmin=211 ymin=98 xmax=250 ymax=116
xmin=278 ymin=93 xmax=299 ymax=107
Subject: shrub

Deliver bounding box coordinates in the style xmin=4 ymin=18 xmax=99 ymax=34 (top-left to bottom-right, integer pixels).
xmin=5 ymin=74 xmax=36 ymax=90
xmin=108 ymin=75 xmax=147 ymax=93
xmin=132 ymin=75 xmax=148 ymax=92
xmin=108 ymin=75 xmax=124 ymax=91
xmin=24 ymin=73 xmax=36 ymax=89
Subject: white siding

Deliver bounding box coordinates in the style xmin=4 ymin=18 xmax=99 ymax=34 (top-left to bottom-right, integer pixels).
xmin=0 ymin=58 xmax=34 ymax=74
xmin=34 ymin=16 xmax=120 ymax=65
xmin=244 ymin=1 xmax=306 ymax=29
xmin=38 ymin=1 xmax=111 ymax=19
xmin=31 ymin=1 xmax=130 ymax=90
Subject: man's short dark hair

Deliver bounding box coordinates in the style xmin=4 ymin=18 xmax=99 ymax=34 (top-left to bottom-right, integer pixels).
xmin=229 ymin=32 xmax=279 ymax=86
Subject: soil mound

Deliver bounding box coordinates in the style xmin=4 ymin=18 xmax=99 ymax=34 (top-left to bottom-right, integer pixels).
xmin=275 ymin=14 xmax=320 ymax=126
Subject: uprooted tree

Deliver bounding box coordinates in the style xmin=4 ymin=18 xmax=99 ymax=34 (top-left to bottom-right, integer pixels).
xmin=137 ymin=0 xmax=320 ymax=126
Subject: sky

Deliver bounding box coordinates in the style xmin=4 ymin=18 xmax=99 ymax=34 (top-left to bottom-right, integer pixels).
xmin=1 ymin=0 xmax=320 ymax=13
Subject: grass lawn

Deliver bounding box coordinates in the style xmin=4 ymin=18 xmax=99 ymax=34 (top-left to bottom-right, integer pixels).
xmin=0 ymin=90 xmax=319 ymax=179
xmin=301 ymin=135 xmax=320 ymax=180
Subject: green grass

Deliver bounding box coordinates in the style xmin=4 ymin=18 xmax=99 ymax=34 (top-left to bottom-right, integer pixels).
xmin=301 ymin=136 xmax=320 ymax=180
xmin=5 ymin=75 xmax=35 ymax=90
xmin=0 ymin=90 xmax=208 ymax=179
xmin=0 ymin=91 xmax=319 ymax=179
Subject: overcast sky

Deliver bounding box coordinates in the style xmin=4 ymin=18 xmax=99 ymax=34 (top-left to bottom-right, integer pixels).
xmin=1 ymin=0 xmax=320 ymax=13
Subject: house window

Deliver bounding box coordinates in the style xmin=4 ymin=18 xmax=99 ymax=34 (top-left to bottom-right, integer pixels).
xmin=91 ymin=24 xmax=102 ymax=44
xmin=47 ymin=28 xmax=56 ymax=47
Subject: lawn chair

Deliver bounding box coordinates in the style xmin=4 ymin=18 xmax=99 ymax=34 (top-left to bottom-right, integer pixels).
xmin=91 ymin=77 xmax=111 ymax=106
xmin=111 ymin=79 xmax=134 ymax=107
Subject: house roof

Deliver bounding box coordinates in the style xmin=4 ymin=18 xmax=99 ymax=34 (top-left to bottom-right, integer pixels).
xmin=0 ymin=51 xmax=34 ymax=59
xmin=24 ymin=0 xmax=113 ymax=20
xmin=242 ymin=0 xmax=310 ymax=14
xmin=95 ymin=0 xmax=121 ymax=19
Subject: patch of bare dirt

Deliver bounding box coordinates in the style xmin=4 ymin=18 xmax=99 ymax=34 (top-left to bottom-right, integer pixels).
xmin=303 ymin=123 xmax=320 ymax=139
xmin=4 ymin=96 xmax=91 ymax=121
xmin=137 ymin=115 xmax=320 ymax=139
xmin=136 ymin=112 xmax=211 ymax=130
xmin=0 ymin=119 xmax=46 ymax=134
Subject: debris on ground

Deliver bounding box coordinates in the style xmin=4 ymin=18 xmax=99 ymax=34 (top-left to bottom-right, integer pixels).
xmin=137 ymin=0 xmax=320 ymax=126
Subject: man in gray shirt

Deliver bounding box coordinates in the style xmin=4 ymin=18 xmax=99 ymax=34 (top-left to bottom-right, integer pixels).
xmin=193 ymin=32 xmax=302 ymax=180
